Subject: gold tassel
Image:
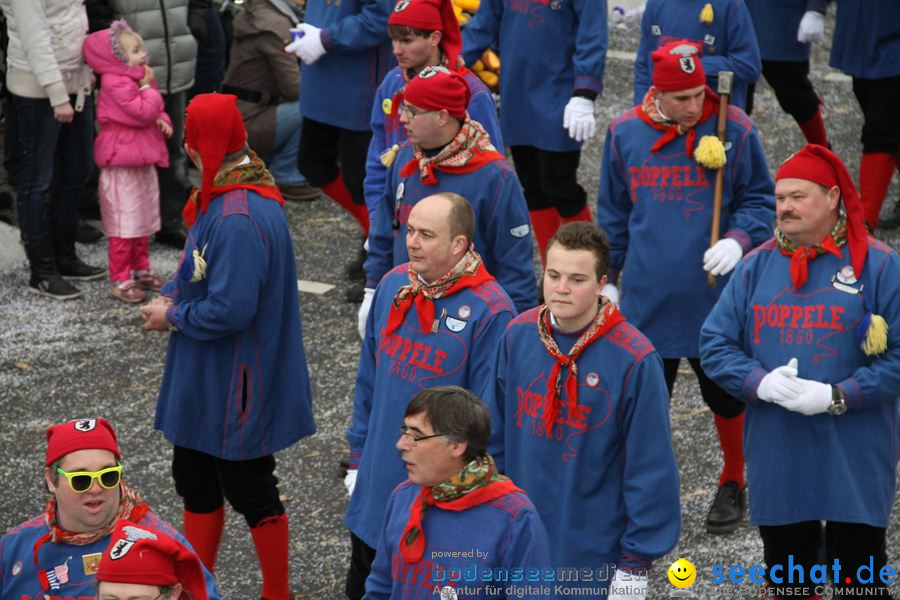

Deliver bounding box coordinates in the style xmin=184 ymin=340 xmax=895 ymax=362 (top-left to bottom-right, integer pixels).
xmin=190 ymin=244 xmax=207 ymax=283
xmin=380 ymin=144 xmax=400 ymax=167
xmin=700 ymin=2 xmax=714 ymax=24
xmin=861 ymin=314 xmax=889 ymax=356
xmin=694 ymin=135 xmax=726 ymax=169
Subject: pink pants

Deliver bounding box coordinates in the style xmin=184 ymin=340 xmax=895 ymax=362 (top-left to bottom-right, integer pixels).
xmin=108 ymin=236 xmax=150 ymax=283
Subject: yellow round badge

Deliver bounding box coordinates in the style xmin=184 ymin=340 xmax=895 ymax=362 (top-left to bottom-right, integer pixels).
xmin=382 ymin=98 xmax=392 ymax=115
xmin=668 ymin=558 xmax=697 ymax=588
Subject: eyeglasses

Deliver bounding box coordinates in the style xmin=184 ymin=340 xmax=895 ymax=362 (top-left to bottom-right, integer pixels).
xmin=399 ymin=103 xmax=434 ymax=120
xmin=56 ymin=465 xmax=122 ymax=493
xmin=399 ymin=424 xmax=447 ymax=445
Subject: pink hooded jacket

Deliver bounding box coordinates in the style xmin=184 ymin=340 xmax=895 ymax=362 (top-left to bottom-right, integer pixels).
xmin=83 ymin=23 xmax=171 ymax=168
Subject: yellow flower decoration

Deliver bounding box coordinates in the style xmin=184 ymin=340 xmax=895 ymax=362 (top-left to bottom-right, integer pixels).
xmin=700 ymin=2 xmax=714 ymax=24
xmin=695 ymin=135 xmax=726 ymax=169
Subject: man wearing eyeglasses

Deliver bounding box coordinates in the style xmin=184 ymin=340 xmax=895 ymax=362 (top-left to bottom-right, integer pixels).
xmin=0 ymin=418 xmax=220 ymax=600
xmin=363 ymin=387 xmax=551 ymax=599
xmin=344 ymin=192 xmax=515 ymax=599
xmin=362 ymin=66 xmax=536 ymax=328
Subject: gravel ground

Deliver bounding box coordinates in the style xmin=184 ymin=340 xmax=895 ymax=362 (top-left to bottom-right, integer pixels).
xmin=1 ymin=10 xmax=898 ymax=600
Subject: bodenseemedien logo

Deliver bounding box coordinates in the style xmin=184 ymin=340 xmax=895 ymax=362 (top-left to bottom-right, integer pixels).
xmin=668 ymin=558 xmax=697 ymax=598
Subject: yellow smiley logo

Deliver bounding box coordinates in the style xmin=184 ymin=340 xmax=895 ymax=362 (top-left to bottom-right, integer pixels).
xmin=668 ymin=558 xmax=697 ymax=588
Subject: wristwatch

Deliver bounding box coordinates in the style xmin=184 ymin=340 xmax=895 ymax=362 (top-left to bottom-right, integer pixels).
xmin=827 ymin=385 xmax=847 ymax=416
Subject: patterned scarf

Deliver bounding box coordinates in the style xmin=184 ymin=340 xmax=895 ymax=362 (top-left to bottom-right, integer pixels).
xmin=182 ymin=151 xmax=284 ymax=228
xmin=33 ymin=486 xmax=149 ymax=566
xmin=385 ymin=248 xmax=494 ymax=336
xmin=775 ymin=213 xmax=847 ymax=290
xmin=537 ymin=301 xmax=625 ymax=436
xmin=399 ymin=455 xmax=520 ymax=564
xmin=636 ymin=87 xmax=719 ymax=159
xmin=399 ymin=118 xmax=506 ymax=186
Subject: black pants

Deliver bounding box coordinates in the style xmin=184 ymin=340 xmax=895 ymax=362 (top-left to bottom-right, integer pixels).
xmin=345 ymin=532 xmax=377 ymax=600
xmin=297 ymin=117 xmax=371 ymax=204
xmin=158 ymin=91 xmax=190 ymax=232
xmin=509 ymin=145 xmax=586 ymax=217
xmin=760 ymin=521 xmax=892 ymax=598
xmin=851 ymin=76 xmax=900 ymax=154
xmin=172 ymin=445 xmax=284 ymax=528
xmin=750 ymin=60 xmax=820 ymax=123
xmin=663 ymin=357 xmax=744 ymax=418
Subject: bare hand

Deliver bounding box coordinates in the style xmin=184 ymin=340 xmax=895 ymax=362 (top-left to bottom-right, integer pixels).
xmin=139 ymin=65 xmax=155 ymax=87
xmin=140 ymin=302 xmax=171 ymax=331
xmin=157 ymin=119 xmax=173 ymax=138
xmin=148 ymin=295 xmax=174 ymax=308
xmin=53 ymin=102 xmax=74 ymax=123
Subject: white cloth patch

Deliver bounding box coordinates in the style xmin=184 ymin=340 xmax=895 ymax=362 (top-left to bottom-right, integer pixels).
xmin=510 ymin=224 xmax=530 ymax=238
xmin=445 ymin=316 xmax=467 ymax=332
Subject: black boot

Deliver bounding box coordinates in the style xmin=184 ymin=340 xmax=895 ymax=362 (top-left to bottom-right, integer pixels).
xmin=878 ymin=197 xmax=900 ymax=230
xmin=705 ymin=481 xmax=746 ymax=534
xmin=51 ymin=223 xmax=105 ymax=280
xmin=344 ymin=241 xmax=367 ymax=282
xmin=23 ymin=236 xmax=82 ymax=300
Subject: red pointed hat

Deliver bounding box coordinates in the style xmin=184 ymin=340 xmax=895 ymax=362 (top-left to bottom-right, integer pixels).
xmin=776 ymin=143 xmax=868 ymax=277
xmin=389 ymin=0 xmax=462 ymax=68
xmin=185 ymin=93 xmax=247 ymax=208
xmin=45 ymin=418 xmax=120 ymax=467
xmin=403 ymin=65 xmax=470 ymax=119
xmin=652 ymin=40 xmax=706 ymax=91
xmin=97 ymin=520 xmax=209 ymax=600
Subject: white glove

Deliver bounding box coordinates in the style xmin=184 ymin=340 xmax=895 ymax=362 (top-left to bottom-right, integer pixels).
xmin=756 ymin=358 xmax=802 ymax=403
xmin=562 ymin=96 xmax=597 ymax=143
xmin=344 ymin=469 xmax=358 ymax=497
xmin=797 ymin=11 xmax=825 ymax=44
xmin=285 ymin=24 xmax=327 ymax=64
xmin=602 ymin=282 xmax=620 ymax=307
xmin=357 ymin=287 xmax=375 ymax=339
xmin=703 ymin=237 xmax=743 ymax=276
xmin=778 ymin=378 xmax=832 ymax=416
xmin=607 ymin=569 xmax=647 ymax=600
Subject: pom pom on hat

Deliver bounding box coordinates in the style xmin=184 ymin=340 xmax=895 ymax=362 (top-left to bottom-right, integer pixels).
xmin=389 ymin=0 xmax=462 ymax=68
xmin=98 ymin=520 xmax=209 ymax=600
xmin=46 ymin=418 xmax=120 ymax=467
xmin=695 ymin=135 xmax=726 ymax=169
xmin=402 ymin=66 xmax=471 ymax=119
xmin=652 ymin=40 xmax=706 ymax=92
xmin=700 ymin=3 xmax=714 ymax=24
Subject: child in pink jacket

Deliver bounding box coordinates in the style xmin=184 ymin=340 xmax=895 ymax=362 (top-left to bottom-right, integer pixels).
xmin=83 ymin=20 xmax=172 ymax=303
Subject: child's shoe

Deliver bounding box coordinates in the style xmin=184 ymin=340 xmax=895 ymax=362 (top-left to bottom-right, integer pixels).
xmin=110 ymin=279 xmax=147 ymax=303
xmin=135 ymin=269 xmax=166 ymax=292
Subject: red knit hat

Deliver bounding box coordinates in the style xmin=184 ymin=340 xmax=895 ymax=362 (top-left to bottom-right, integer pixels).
xmin=388 ymin=0 xmax=462 ymax=68
xmin=652 ymin=40 xmax=706 ymax=91
xmin=403 ymin=66 xmax=470 ymax=119
xmin=98 ymin=520 xmax=209 ymax=600
xmin=45 ymin=418 xmax=120 ymax=467
xmin=776 ymin=143 xmax=868 ymax=278
xmin=185 ymin=93 xmax=247 ymax=206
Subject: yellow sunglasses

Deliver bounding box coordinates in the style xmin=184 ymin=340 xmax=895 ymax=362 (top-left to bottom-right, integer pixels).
xmin=56 ymin=465 xmax=122 ymax=493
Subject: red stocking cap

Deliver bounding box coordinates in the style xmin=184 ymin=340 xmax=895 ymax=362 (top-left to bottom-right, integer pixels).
xmin=46 ymin=418 xmax=120 ymax=466
xmin=185 ymin=93 xmax=247 ymax=211
xmin=389 ymin=0 xmax=462 ymax=68
xmin=776 ymin=144 xmax=868 ymax=278
xmin=403 ymin=66 xmax=470 ymax=119
xmin=652 ymin=40 xmax=706 ymax=91
xmin=98 ymin=520 xmax=209 ymax=600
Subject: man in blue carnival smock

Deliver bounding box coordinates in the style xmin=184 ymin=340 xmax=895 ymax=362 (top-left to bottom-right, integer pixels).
xmin=461 ymin=0 xmax=607 ymax=264
xmin=363 ymin=386 xmax=551 ymax=600
xmin=346 ymin=192 xmax=516 ymax=599
xmin=701 ymin=144 xmax=900 ymax=600
xmin=0 ymin=418 xmax=220 ymax=600
xmin=140 ymin=94 xmax=315 ymax=600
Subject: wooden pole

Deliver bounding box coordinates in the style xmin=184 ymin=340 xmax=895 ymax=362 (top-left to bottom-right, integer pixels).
xmin=708 ymin=71 xmax=733 ymax=288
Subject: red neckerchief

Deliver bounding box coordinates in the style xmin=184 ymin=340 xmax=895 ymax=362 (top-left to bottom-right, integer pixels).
xmin=537 ymin=301 xmax=625 ymax=436
xmin=399 ymin=119 xmax=505 ymax=186
xmin=33 ymin=486 xmax=149 ymax=567
xmin=777 ymin=236 xmax=844 ymax=290
xmin=399 ymin=455 xmax=520 ymax=564
xmin=385 ymin=250 xmax=494 ymax=336
xmin=182 ymin=153 xmax=284 ymax=228
xmin=636 ymin=86 xmax=719 ymax=159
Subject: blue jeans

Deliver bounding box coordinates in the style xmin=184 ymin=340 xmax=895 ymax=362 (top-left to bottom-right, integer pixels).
xmin=12 ymin=94 xmax=94 ymax=241
xmin=265 ymin=101 xmax=308 ymax=187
